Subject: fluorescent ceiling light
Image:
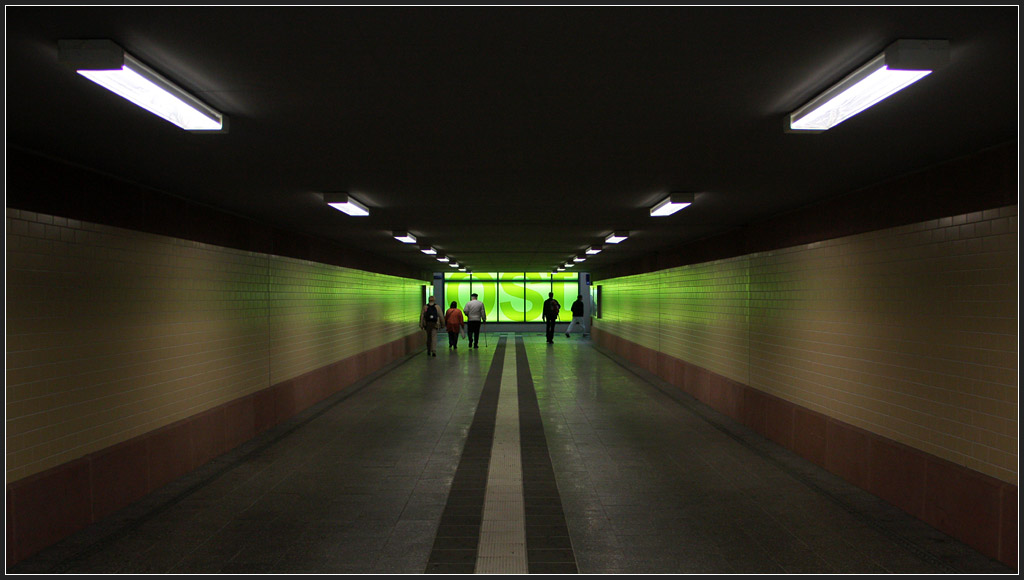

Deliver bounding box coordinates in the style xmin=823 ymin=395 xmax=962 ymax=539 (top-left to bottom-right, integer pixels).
xmin=458 ymin=267 xmax=466 ymax=272
xmin=436 ymin=256 xmax=449 ymax=262
xmin=573 ymin=256 xmax=586 ymax=262
xmin=58 ymin=39 xmax=224 ymax=132
xmin=556 ymin=266 xmax=566 ymax=272
xmin=605 ymin=231 xmax=629 ymax=244
xmin=565 ymin=262 xmax=575 ymax=268
xmin=420 ymin=246 xmax=436 ymax=255
xmin=586 ymin=245 xmax=603 ymax=255
xmin=650 ymin=193 xmax=694 ymax=217
xmin=788 ymin=39 xmax=949 ymax=132
xmin=393 ymin=231 xmax=416 ymax=244
xmin=449 ymin=262 xmax=459 ymax=268
xmin=323 ymin=193 xmax=369 ymax=216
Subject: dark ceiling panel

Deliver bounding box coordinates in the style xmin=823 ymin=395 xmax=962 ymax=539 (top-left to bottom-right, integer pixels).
xmin=6 ymin=6 xmax=1017 ymax=273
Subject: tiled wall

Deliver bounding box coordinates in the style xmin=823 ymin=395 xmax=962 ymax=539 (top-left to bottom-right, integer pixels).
xmin=593 ymin=205 xmax=1018 ymax=566
xmin=6 ymin=208 xmax=424 ymax=484
xmin=597 ymin=206 xmax=1017 ymax=484
xmin=748 ymin=211 xmax=1018 ymax=484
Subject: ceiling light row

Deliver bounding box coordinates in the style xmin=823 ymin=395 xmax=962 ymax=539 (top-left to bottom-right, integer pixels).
xmin=556 ymin=190 xmax=697 ymax=269
xmin=389 ymin=232 xmax=465 ymax=270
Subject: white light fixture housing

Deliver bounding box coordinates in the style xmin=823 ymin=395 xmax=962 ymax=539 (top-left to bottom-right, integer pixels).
xmin=605 ymin=231 xmax=629 ymax=244
xmin=58 ymin=39 xmax=224 ymax=132
xmin=565 ymin=262 xmax=575 ymax=268
xmin=420 ymin=246 xmax=436 ymax=255
xmin=573 ymin=256 xmax=586 ymax=262
xmin=458 ymin=267 xmax=466 ymax=272
xmin=322 ymin=193 xmax=369 ymax=216
xmin=449 ymin=262 xmax=459 ymax=268
xmin=650 ymin=193 xmax=694 ymax=217
xmin=787 ymin=39 xmax=949 ymax=133
xmin=556 ymin=266 xmax=566 ymax=272
xmin=436 ymin=256 xmax=449 ymax=263
xmin=586 ymin=245 xmax=603 ymax=255
xmin=393 ymin=231 xmax=416 ymax=244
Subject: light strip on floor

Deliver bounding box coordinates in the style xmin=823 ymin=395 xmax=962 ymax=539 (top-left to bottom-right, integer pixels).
xmin=475 ymin=342 xmax=527 ymax=574
xmin=58 ymin=39 xmax=224 ymax=132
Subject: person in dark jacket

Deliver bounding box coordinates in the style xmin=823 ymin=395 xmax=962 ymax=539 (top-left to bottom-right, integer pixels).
xmin=542 ymin=292 xmax=560 ymax=343
xmin=565 ymin=294 xmax=586 ymax=338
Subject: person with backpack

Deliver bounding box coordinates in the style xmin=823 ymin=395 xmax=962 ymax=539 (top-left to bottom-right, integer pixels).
xmin=542 ymin=292 xmax=561 ymax=343
xmin=420 ymin=296 xmax=443 ymax=357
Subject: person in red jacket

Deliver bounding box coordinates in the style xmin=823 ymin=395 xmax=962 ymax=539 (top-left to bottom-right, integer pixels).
xmin=445 ymin=301 xmax=465 ymax=350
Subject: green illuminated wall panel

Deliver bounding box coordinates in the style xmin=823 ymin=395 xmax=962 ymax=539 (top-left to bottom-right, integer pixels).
xmin=444 ymin=272 xmax=578 ymax=322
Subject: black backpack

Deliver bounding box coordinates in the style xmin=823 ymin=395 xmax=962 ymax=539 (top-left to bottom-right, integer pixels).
xmin=544 ymin=299 xmax=560 ymax=317
xmin=424 ymin=304 xmax=439 ymax=323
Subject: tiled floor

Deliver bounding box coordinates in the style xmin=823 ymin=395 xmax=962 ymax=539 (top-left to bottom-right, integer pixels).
xmin=8 ymin=334 xmax=1014 ymax=574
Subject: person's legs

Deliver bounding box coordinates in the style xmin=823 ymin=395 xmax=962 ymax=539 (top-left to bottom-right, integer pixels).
xmin=566 ymin=316 xmax=582 ymax=337
xmin=468 ymin=321 xmax=481 ymax=347
xmin=427 ymin=328 xmax=438 ymax=355
xmin=545 ymin=319 xmax=555 ymax=342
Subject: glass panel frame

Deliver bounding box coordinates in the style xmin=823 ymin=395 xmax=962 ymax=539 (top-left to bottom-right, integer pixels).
xmin=443 ymin=272 xmax=578 ymax=322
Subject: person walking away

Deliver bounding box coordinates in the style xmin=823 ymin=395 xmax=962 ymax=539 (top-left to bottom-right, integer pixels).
xmin=565 ymin=294 xmax=586 ymax=338
xmin=421 ymin=296 xmax=442 ymax=357
xmin=445 ymin=301 xmax=464 ymax=350
xmin=464 ymin=293 xmax=486 ymax=349
xmin=543 ymin=292 xmax=561 ymax=343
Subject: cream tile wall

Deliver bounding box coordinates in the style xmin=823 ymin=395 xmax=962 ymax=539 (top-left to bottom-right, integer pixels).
xmin=596 ymin=206 xmax=1018 ymax=484
xmin=5 ymin=209 xmax=424 ymax=482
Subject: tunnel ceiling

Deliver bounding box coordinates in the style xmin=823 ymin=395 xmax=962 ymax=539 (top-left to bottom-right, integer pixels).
xmin=5 ymin=6 xmax=1018 ymax=275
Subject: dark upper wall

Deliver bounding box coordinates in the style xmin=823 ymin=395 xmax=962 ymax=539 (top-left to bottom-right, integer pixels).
xmin=590 ymin=141 xmax=1017 ymax=281
xmin=6 ymin=147 xmax=430 ymax=282
xmin=7 ymin=141 xmax=1016 ymax=283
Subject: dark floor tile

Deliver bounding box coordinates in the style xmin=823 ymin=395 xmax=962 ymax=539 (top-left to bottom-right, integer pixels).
xmin=425 ymin=562 xmax=476 ymax=573
xmin=426 ymin=548 xmax=477 ymax=564
xmin=530 ymin=561 xmax=579 ymax=573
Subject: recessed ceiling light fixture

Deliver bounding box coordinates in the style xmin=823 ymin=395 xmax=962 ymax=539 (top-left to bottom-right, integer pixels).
xmin=420 ymin=246 xmax=436 ymax=255
xmin=58 ymin=39 xmax=224 ymax=132
xmin=573 ymin=256 xmax=586 ymax=262
xmin=586 ymin=245 xmax=603 ymax=255
xmin=322 ymin=193 xmax=369 ymax=216
xmin=605 ymin=231 xmax=629 ymax=244
xmin=436 ymin=256 xmax=449 ymax=263
xmin=449 ymin=262 xmax=459 ymax=268
xmin=650 ymin=193 xmax=694 ymax=217
xmin=787 ymin=39 xmax=949 ymax=133
xmin=393 ymin=231 xmax=416 ymax=244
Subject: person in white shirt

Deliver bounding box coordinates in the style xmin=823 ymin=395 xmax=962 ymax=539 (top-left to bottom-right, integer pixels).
xmin=463 ymin=293 xmax=486 ymax=349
